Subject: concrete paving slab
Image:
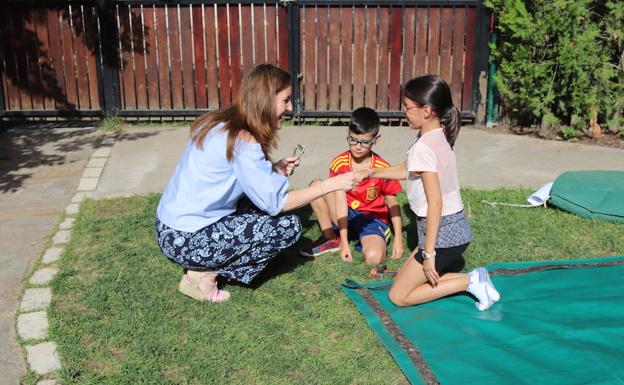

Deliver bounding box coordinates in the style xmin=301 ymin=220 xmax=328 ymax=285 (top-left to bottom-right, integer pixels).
xmin=19 ymin=288 xmax=52 ymax=312
xmin=29 ymin=268 xmax=59 ymax=286
xmin=71 ymin=191 xmax=93 ymax=203
xmin=25 ymin=342 xmax=61 ymax=375
xmin=77 ymin=177 xmax=98 ymax=191
xmin=41 ymin=247 xmax=63 ymax=264
xmin=17 ymin=311 xmax=48 ymax=340
xmin=86 ymin=157 xmax=107 ymax=168
xmin=95 ymin=124 xmax=624 ymax=199
xmin=0 ymin=124 xmax=102 ymax=384
xmin=51 ymin=230 xmax=70 ymax=245
xmin=94 ymin=126 xmax=186 ymax=198
xmin=91 ymin=147 xmax=111 ymax=158
xmin=59 ymin=218 xmax=75 ymax=230
xmin=81 ymin=166 xmax=103 ymax=178
xmin=64 ymin=203 xmax=79 ymax=215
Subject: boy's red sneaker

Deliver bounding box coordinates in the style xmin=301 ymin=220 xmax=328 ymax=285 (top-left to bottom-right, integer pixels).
xmin=299 ymin=237 xmax=341 ymax=257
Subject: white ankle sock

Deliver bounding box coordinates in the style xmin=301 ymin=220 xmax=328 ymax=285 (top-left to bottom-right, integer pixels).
xmin=467 ymin=269 xmax=493 ymax=311
xmin=477 ymin=267 xmax=500 ymax=302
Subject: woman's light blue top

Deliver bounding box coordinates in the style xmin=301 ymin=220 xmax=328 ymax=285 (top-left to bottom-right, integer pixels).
xmin=157 ymin=123 xmax=289 ymax=232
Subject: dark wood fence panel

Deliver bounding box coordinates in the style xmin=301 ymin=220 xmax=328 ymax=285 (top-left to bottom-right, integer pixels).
xmin=339 ymin=6 xmax=353 ymax=111
xmin=155 ymin=7 xmax=171 ymax=109
xmin=451 ymin=6 xmax=466 ymax=109
xmin=117 ymin=6 xmax=135 ymax=109
xmin=316 ymin=6 xmax=329 ymax=110
xmin=168 ymin=6 xmax=184 ymax=109
xmin=1 ymin=8 xmax=23 ymax=110
xmin=114 ymin=3 xmax=287 ymax=113
xmin=46 ymin=8 xmax=67 ymax=110
xmin=299 ymin=4 xmax=480 ymax=114
xmin=302 ymin=6 xmax=315 ymax=110
xmin=389 ymin=8 xmax=403 ymax=111
xmin=463 ymin=6 xmax=477 ymax=112
xmin=22 ymin=7 xmax=42 ymax=110
xmin=364 ymin=7 xmax=376 ymax=108
xmin=351 ymin=7 xmax=365 ymax=109
xmin=0 ymin=4 xmax=100 ymax=112
xmin=0 ymin=1 xmax=486 ymax=119
xmin=82 ymin=7 xmax=100 ymax=110
xmin=144 ymin=6 xmax=160 ymax=109
xmin=414 ymin=7 xmax=428 ymax=76
xmin=203 ymin=5 xmax=217 ymax=109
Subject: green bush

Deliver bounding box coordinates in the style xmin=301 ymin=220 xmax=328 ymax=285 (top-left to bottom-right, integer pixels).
xmin=485 ymin=0 xmax=624 ymax=138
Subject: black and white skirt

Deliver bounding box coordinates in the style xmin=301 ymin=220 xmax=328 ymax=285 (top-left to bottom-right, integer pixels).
xmin=155 ymin=197 xmax=301 ymax=284
xmin=416 ymin=210 xmax=473 ymax=249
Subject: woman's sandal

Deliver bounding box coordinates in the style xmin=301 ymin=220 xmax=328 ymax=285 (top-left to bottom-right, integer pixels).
xmin=178 ymin=271 xmax=230 ymax=303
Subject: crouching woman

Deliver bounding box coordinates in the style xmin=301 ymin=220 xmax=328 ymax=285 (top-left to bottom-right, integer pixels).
xmin=155 ymin=64 xmax=357 ymax=303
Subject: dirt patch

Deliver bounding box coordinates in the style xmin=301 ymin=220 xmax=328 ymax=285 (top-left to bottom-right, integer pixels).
xmin=473 ymin=124 xmax=624 ymax=150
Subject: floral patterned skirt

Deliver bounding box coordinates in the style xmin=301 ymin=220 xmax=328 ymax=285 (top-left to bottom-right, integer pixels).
xmin=155 ymin=197 xmax=301 ymax=284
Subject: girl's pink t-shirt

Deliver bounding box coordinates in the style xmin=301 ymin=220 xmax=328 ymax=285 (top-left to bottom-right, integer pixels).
xmin=406 ymin=128 xmax=464 ymax=217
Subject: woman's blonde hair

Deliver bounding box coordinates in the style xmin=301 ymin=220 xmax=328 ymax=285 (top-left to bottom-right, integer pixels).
xmin=190 ymin=64 xmax=292 ymax=160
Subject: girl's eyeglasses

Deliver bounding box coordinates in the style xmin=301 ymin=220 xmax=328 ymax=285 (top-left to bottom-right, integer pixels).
xmin=402 ymin=102 xmax=424 ymax=112
xmin=347 ymin=135 xmax=377 ymax=148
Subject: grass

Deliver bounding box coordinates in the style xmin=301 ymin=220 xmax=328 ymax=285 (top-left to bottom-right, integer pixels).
xmin=47 ymin=189 xmax=623 ymax=385
xmin=97 ymin=117 xmax=124 ymax=134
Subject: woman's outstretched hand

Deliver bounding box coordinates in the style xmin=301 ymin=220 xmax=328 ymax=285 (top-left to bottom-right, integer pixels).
xmin=274 ymin=156 xmax=301 ymax=176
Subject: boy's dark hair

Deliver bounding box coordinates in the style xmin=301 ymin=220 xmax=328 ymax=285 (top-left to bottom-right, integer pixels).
xmin=349 ymin=107 xmax=380 ymax=136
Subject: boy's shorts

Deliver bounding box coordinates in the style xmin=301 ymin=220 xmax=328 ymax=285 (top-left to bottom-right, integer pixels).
xmin=334 ymin=208 xmax=391 ymax=252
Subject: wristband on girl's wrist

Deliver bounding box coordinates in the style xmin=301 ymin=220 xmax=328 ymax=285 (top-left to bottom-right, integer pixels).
xmin=422 ymin=249 xmax=436 ymax=260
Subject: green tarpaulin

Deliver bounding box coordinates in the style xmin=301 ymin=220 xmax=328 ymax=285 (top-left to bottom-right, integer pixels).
xmin=550 ymin=171 xmax=624 ymax=223
xmin=342 ymin=256 xmax=624 ymax=385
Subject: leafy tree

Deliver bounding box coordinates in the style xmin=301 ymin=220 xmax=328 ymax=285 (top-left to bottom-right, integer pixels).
xmin=485 ymin=0 xmax=624 ymax=138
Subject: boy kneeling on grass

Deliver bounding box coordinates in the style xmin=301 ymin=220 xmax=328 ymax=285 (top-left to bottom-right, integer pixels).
xmin=299 ymin=107 xmax=404 ymax=264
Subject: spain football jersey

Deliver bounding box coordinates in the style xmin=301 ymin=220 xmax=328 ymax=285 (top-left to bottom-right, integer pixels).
xmin=328 ymin=151 xmax=402 ymax=224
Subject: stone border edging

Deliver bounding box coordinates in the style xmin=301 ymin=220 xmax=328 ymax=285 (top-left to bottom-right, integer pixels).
xmin=16 ymin=133 xmax=117 ymax=385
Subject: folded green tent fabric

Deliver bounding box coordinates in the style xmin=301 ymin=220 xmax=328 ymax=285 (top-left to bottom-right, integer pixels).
xmin=342 ymin=256 xmax=624 ymax=385
xmin=549 ymin=171 xmax=624 ymax=223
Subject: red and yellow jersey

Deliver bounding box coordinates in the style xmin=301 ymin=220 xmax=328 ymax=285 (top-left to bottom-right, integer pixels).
xmin=328 ymin=151 xmax=402 ymax=223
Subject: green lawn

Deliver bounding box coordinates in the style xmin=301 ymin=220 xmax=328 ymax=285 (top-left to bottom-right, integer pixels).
xmin=48 ymin=189 xmax=623 ymax=385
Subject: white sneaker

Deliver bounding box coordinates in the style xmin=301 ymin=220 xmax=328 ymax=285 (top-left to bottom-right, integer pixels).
xmin=467 ymin=269 xmax=493 ymax=311
xmin=477 ymin=267 xmax=501 ymax=303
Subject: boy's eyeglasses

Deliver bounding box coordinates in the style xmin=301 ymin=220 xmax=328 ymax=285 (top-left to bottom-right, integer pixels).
xmin=347 ymin=135 xmax=377 ymax=148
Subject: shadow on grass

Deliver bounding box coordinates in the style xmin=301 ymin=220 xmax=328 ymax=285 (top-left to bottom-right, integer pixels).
xmin=229 ymin=199 xmax=466 ymax=290
xmin=229 ymin=204 xmax=318 ymax=290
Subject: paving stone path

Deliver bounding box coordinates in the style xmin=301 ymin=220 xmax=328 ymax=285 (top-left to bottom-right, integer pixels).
xmin=15 ymin=133 xmax=116 ymax=385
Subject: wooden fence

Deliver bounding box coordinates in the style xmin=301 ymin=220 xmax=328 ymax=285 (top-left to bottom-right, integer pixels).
xmin=0 ymin=0 xmax=490 ymax=121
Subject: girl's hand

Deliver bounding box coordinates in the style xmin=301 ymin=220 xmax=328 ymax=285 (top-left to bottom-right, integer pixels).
xmin=423 ymin=258 xmax=440 ymax=287
xmin=353 ymin=168 xmax=372 ymax=183
xmin=391 ymin=242 xmax=404 ymax=260
xmin=332 ymin=172 xmax=359 ymax=191
xmin=274 ymin=156 xmax=301 ymax=176
xmin=340 ymin=243 xmax=353 ymax=262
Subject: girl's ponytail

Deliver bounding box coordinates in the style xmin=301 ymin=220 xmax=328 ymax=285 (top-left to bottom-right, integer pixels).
xmin=403 ymin=75 xmax=461 ymax=148
xmin=441 ymin=106 xmax=460 ymax=148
